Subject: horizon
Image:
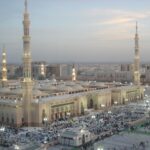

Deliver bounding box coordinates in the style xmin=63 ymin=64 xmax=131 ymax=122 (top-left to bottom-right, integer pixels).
xmin=0 ymin=0 xmax=150 ymax=63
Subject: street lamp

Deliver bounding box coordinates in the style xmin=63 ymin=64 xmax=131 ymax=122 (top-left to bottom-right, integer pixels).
xmin=0 ymin=127 xmax=5 ymax=132
xmin=43 ymin=117 xmax=48 ymax=127
xmin=97 ymin=147 xmax=104 ymax=150
xmin=101 ymin=104 xmax=105 ymax=108
xmin=146 ymin=100 xmax=149 ymax=107
xmin=43 ymin=117 xmax=48 ymax=122
xmin=91 ymin=115 xmax=96 ymax=119
xmin=67 ymin=112 xmax=71 ymax=116
xmin=66 ymin=112 xmax=71 ymax=119
xmin=108 ymin=111 xmax=112 ymax=114
xmin=14 ymin=144 xmax=20 ymax=150
xmin=80 ymin=129 xmax=84 ymax=133
xmin=114 ymin=101 xmax=118 ymax=105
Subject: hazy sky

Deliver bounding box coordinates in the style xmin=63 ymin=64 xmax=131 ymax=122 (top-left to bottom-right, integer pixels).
xmin=0 ymin=0 xmax=150 ymax=63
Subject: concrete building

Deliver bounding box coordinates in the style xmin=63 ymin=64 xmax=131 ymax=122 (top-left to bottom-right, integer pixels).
xmin=60 ymin=64 xmax=73 ymax=80
xmin=32 ymin=61 xmax=46 ymax=79
xmin=46 ymin=64 xmax=61 ymax=79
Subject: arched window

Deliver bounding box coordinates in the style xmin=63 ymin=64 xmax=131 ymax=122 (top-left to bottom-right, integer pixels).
xmin=42 ymin=109 xmax=47 ymax=124
xmin=6 ymin=117 xmax=9 ymax=124
xmin=2 ymin=116 xmax=4 ymax=122
xmin=22 ymin=118 xmax=24 ymax=126
xmin=81 ymin=102 xmax=84 ymax=115
xmin=11 ymin=118 xmax=14 ymax=124
xmin=89 ymin=99 xmax=93 ymax=108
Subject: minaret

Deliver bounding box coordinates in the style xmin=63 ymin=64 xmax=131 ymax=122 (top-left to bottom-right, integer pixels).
xmin=1 ymin=45 xmax=8 ymax=87
xmin=22 ymin=0 xmax=33 ymax=126
xmin=133 ymin=22 xmax=140 ymax=85
xmin=72 ymin=64 xmax=76 ymax=81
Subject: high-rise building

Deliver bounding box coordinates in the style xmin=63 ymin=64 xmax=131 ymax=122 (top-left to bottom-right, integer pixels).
xmin=32 ymin=61 xmax=46 ymax=79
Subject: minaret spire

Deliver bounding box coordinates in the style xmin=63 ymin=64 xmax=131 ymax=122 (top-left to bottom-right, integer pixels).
xmin=133 ymin=21 xmax=140 ymax=86
xmin=23 ymin=0 xmax=31 ymax=81
xmin=25 ymin=0 xmax=28 ymax=13
xmin=136 ymin=21 xmax=138 ymax=34
xmin=72 ymin=64 xmax=77 ymax=81
xmin=1 ymin=45 xmax=8 ymax=87
xmin=22 ymin=0 xmax=33 ymax=126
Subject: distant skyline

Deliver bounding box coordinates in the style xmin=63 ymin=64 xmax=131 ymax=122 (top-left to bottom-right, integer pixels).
xmin=0 ymin=0 xmax=150 ymax=63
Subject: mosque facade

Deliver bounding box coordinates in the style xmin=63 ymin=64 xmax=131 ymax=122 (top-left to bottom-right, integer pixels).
xmin=0 ymin=0 xmax=144 ymax=127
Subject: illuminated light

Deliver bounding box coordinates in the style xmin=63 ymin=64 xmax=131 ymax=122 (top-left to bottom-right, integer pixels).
xmin=146 ymin=100 xmax=149 ymax=103
xmin=41 ymin=64 xmax=44 ymax=67
xmin=114 ymin=101 xmax=118 ymax=105
xmin=2 ymin=53 xmax=6 ymax=56
xmin=80 ymin=129 xmax=84 ymax=133
xmin=2 ymin=60 xmax=6 ymax=63
xmin=41 ymin=71 xmax=45 ymax=75
xmin=67 ymin=112 xmax=71 ymax=116
xmin=14 ymin=144 xmax=20 ymax=150
xmin=43 ymin=117 xmax=48 ymax=122
xmin=0 ymin=127 xmax=5 ymax=132
xmin=108 ymin=111 xmax=112 ymax=114
xmin=101 ymin=104 xmax=105 ymax=107
xmin=91 ymin=115 xmax=96 ymax=119
xmin=2 ymin=68 xmax=7 ymax=71
xmin=2 ymin=78 xmax=7 ymax=81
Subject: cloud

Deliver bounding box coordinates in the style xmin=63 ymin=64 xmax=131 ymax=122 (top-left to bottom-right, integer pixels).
xmin=100 ymin=17 xmax=133 ymax=25
xmin=87 ymin=8 xmax=150 ymax=25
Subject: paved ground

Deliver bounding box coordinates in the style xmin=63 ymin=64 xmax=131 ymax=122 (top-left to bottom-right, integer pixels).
xmin=94 ymin=132 xmax=150 ymax=150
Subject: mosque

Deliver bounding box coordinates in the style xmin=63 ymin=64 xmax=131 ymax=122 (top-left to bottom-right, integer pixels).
xmin=0 ymin=0 xmax=144 ymax=127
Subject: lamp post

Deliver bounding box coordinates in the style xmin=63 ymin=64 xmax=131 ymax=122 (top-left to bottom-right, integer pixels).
xmin=114 ymin=101 xmax=118 ymax=105
xmin=14 ymin=144 xmax=20 ymax=150
xmin=43 ymin=117 xmax=48 ymax=128
xmin=97 ymin=146 xmax=104 ymax=150
xmin=146 ymin=100 xmax=149 ymax=108
xmin=108 ymin=111 xmax=112 ymax=115
xmin=91 ymin=115 xmax=96 ymax=119
xmin=137 ymin=95 xmax=139 ymax=101
xmin=101 ymin=104 xmax=105 ymax=111
xmin=125 ymin=98 xmax=128 ymax=104
xmin=66 ymin=112 xmax=71 ymax=120
xmin=0 ymin=126 xmax=5 ymax=132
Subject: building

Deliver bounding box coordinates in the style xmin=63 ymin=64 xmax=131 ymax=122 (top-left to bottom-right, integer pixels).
xmin=46 ymin=64 xmax=61 ymax=79
xmin=0 ymin=0 xmax=144 ymax=127
xmin=60 ymin=64 xmax=73 ymax=80
xmin=59 ymin=128 xmax=92 ymax=148
xmin=32 ymin=61 xmax=47 ymax=80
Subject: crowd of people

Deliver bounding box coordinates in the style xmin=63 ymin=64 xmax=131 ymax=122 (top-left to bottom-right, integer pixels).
xmin=0 ymin=99 xmax=149 ymax=149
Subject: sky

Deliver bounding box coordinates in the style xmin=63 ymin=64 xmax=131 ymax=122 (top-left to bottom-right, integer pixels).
xmin=0 ymin=0 xmax=150 ymax=63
